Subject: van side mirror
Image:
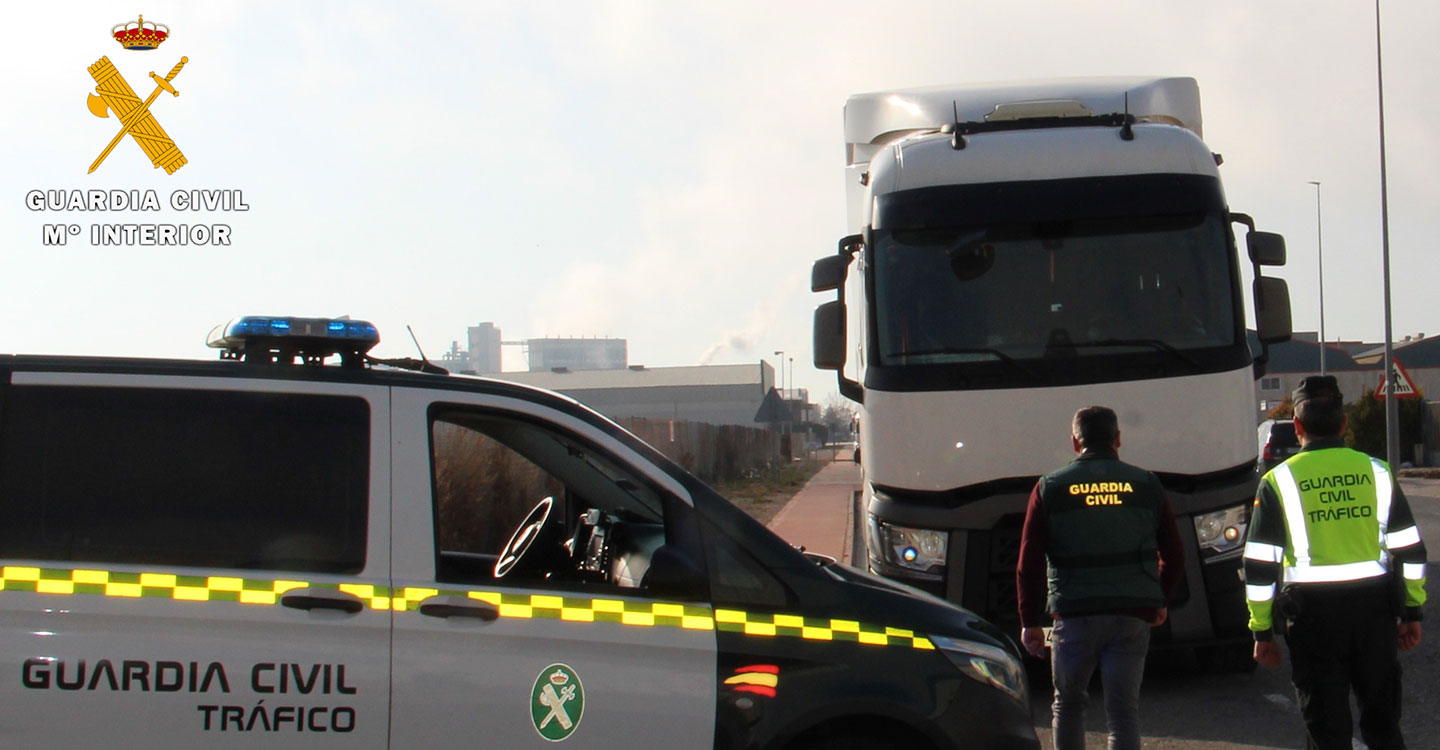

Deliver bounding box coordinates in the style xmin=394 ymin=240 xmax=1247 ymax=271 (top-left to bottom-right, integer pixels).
xmin=1248 ymin=231 xmax=1286 ymax=266
xmin=813 ymin=301 xmax=847 ymax=370
xmin=1254 ymin=276 xmax=1292 ymax=344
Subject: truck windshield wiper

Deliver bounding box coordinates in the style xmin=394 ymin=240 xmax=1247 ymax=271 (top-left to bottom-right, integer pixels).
xmin=888 ymin=346 xmax=1037 ymax=377
xmin=1069 ymin=339 xmax=1200 ymax=369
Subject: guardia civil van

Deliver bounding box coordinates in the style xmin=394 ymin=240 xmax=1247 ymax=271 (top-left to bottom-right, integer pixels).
xmin=0 ymin=317 xmax=1038 ymax=749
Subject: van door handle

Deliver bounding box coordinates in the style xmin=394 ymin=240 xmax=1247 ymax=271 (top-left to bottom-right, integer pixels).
xmin=418 ymin=595 xmax=500 ymax=621
xmin=280 ymin=588 xmax=365 ymax=614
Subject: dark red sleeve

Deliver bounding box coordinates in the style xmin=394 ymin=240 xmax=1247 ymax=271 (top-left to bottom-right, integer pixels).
xmin=1015 ymin=481 xmax=1049 ymax=628
xmin=1155 ymin=494 xmax=1186 ymax=602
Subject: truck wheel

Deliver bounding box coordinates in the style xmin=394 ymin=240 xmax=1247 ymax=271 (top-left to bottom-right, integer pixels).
xmin=793 ymin=736 xmax=900 ymax=750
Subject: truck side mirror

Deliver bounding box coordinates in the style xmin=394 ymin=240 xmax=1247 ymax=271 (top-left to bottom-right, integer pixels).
xmin=813 ymin=300 xmax=847 ymax=370
xmin=812 ymin=254 xmax=851 ymax=293
xmin=1254 ymin=276 xmax=1292 ymax=344
xmin=1247 ymin=231 xmax=1286 ymax=266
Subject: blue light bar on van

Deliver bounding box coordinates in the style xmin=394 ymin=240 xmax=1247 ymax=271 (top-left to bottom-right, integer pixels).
xmin=213 ymin=316 xmax=379 ymax=343
xmin=207 ymin=316 xmax=380 ymax=367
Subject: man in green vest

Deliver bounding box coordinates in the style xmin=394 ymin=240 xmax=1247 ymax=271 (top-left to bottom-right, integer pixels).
xmin=1245 ymin=375 xmax=1427 ymax=750
xmin=1017 ymin=406 xmax=1185 ymax=750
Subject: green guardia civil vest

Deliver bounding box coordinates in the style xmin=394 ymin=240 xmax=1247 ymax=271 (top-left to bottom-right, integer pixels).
xmin=1040 ymin=453 xmax=1165 ymax=615
xmin=1261 ymin=448 xmax=1390 ymax=583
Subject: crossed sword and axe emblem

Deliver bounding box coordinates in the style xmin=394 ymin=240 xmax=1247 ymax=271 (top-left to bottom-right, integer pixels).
xmin=538 ymin=679 xmax=578 ymax=732
xmin=85 ymin=55 xmax=189 ymax=174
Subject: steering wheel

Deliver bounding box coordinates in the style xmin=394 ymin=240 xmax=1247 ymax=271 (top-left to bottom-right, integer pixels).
xmin=494 ymin=496 xmax=556 ymax=579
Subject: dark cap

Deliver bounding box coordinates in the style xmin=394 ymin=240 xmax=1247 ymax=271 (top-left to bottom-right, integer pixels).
xmin=1292 ymin=375 xmax=1343 ymax=407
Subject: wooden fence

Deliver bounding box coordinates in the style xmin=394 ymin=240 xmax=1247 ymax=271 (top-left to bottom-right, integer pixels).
xmin=618 ymin=418 xmax=782 ymax=484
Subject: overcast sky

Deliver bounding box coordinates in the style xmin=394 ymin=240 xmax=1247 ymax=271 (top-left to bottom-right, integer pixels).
xmin=2 ymin=1 xmax=1436 ymax=402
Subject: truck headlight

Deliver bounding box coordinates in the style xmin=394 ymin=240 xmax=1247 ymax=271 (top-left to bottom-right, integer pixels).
xmin=868 ymin=516 xmax=947 ymax=578
xmin=929 ymin=635 xmax=1026 ymax=702
xmin=1194 ymin=504 xmax=1249 ymax=562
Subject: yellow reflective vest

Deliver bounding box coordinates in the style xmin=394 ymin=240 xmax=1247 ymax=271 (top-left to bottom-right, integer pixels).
xmin=1243 ymin=440 xmax=1427 ymax=636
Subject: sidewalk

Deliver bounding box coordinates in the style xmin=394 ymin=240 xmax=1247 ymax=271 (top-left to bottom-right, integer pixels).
xmin=766 ymin=450 xmax=861 ymax=563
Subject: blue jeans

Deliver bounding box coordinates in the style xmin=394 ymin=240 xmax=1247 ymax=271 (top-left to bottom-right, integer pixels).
xmin=1050 ymin=614 xmax=1151 ymax=750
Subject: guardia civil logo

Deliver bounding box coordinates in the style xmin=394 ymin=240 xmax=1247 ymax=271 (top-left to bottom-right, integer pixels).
xmin=530 ymin=664 xmax=584 ymax=741
xmin=85 ymin=15 xmax=189 ymax=174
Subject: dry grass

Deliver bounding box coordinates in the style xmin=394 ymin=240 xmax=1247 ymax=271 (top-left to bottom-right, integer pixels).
xmin=715 ymin=459 xmax=825 ymax=526
xmin=1399 ymin=467 xmax=1440 ymax=479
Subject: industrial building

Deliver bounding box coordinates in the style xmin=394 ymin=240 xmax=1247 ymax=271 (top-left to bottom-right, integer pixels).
xmin=441 ymin=322 xmax=625 ymax=375
xmin=527 ymin=337 xmax=627 ymax=372
xmin=489 ymin=362 xmax=781 ymax=428
xmin=1256 ymin=331 xmax=1439 ymax=466
xmin=438 ymin=322 xmax=820 ymax=434
xmin=1256 ymin=332 xmax=1440 ymax=414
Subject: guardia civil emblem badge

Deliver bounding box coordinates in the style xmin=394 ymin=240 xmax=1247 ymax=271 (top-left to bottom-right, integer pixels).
xmin=530 ymin=663 xmax=584 ymax=741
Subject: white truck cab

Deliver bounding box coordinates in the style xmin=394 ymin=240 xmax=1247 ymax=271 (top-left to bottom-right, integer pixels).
xmin=0 ymin=317 xmax=1039 ymax=749
xmin=813 ymin=78 xmax=1292 ymax=663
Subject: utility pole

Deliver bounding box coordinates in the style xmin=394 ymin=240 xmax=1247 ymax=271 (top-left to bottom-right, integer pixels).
xmin=1308 ymin=180 xmax=1326 ymax=376
xmin=1375 ymin=0 xmax=1400 ymax=467
xmin=773 ymin=350 xmax=786 ymax=397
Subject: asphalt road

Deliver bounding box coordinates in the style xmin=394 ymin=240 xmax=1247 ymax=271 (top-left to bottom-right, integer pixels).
xmin=1026 ymin=476 xmax=1440 ymax=750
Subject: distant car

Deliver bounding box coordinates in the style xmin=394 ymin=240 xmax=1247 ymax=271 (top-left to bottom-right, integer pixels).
xmin=1257 ymin=419 xmax=1299 ymax=472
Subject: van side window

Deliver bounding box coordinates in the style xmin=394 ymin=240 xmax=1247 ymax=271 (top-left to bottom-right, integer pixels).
xmin=701 ymin=518 xmax=791 ymax=608
xmin=430 ymin=410 xmax=670 ymax=591
xmin=431 ymin=419 xmax=564 ymax=560
xmin=0 ymin=385 xmax=369 ymax=573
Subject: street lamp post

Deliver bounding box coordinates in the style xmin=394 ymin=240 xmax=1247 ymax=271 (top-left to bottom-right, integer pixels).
xmin=773 ymin=350 xmax=790 ymax=443
xmin=1308 ymin=180 xmax=1326 ymax=376
xmin=1375 ymin=0 xmax=1400 ymax=467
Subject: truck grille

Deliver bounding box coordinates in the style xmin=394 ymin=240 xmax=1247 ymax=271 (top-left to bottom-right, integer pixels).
xmin=980 ymin=515 xmax=1025 ymax=628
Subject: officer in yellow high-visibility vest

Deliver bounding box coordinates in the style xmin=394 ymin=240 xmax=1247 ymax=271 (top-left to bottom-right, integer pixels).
xmin=1244 ymin=375 xmax=1427 ymax=750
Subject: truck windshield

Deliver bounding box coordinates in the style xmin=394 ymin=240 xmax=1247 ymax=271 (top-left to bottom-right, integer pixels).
xmin=873 ymin=212 xmax=1237 ymax=367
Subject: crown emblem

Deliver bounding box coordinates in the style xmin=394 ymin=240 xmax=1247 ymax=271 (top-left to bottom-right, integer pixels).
xmin=111 ymin=15 xmax=169 ymax=51
xmin=548 ymin=669 xmax=570 ymax=686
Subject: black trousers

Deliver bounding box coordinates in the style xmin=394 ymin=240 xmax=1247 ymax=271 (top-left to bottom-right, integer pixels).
xmin=1284 ymin=581 xmax=1404 ymax=750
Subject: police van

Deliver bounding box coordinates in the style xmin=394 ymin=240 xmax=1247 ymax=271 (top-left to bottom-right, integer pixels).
xmin=0 ymin=317 xmax=1039 ymax=749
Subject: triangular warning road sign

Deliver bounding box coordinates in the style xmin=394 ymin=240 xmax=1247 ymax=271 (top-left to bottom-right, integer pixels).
xmin=1377 ymin=359 xmax=1421 ymax=399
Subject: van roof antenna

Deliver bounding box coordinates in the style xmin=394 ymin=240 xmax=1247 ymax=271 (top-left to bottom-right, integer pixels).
xmin=406 ymin=325 xmax=431 ymax=362
xmin=1120 ymin=92 xmax=1135 ymax=141
xmin=942 ymin=100 xmax=966 ymax=150
xmin=364 ymin=325 xmax=450 ymax=375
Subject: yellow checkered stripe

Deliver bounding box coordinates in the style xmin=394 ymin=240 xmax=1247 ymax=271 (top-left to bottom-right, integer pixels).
xmin=0 ymin=566 xmax=932 ymax=650
xmin=0 ymin=566 xmax=332 ymax=606
xmin=713 ymin=608 xmax=934 ymax=650
xmin=394 ymin=588 xmax=717 ymax=630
